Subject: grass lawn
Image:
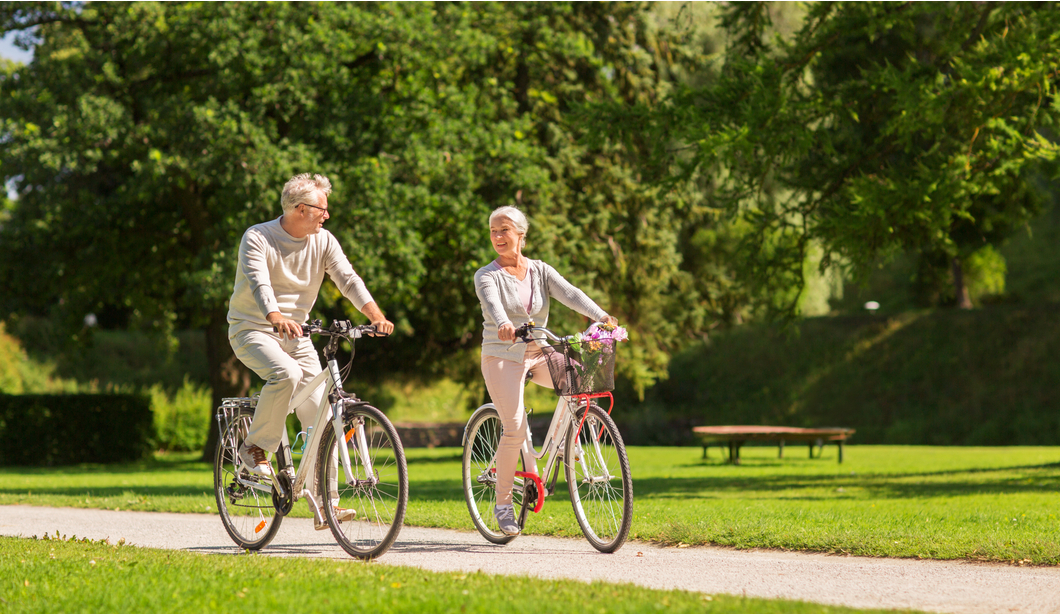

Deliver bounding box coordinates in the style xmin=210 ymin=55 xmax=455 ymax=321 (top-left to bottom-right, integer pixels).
xmin=1 ymin=536 xmax=914 ymax=614
xmin=2 ymin=445 xmax=1058 ymax=564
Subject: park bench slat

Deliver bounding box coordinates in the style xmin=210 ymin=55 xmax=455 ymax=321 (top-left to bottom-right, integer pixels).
xmin=692 ymin=426 xmax=855 ymax=464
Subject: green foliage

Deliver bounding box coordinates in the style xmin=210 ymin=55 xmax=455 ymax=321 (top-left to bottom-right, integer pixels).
xmin=0 ymin=321 xmax=81 ymax=394
xmin=0 ymin=393 xmax=153 ymax=465
xmin=638 ymin=307 xmax=1060 ymax=446
xmin=148 ymin=379 xmax=210 ymax=453
xmin=613 ymin=2 xmax=1060 ymax=315
xmin=0 ymin=1 xmax=736 ymax=407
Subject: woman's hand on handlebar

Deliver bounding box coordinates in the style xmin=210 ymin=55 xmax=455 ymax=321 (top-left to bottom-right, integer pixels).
xmin=497 ymin=322 xmax=516 ymax=342
xmin=602 ymin=315 xmax=618 ymax=327
xmin=267 ymin=312 xmax=303 ymax=339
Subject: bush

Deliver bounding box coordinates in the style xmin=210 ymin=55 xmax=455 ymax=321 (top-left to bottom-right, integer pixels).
xmin=0 ymin=394 xmax=153 ymax=465
xmin=630 ymin=306 xmax=1060 ymax=446
xmin=149 ymin=379 xmax=211 ymax=452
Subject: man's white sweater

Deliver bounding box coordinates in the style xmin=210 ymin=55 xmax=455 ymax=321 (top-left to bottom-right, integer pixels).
xmin=227 ymin=218 xmax=373 ymax=338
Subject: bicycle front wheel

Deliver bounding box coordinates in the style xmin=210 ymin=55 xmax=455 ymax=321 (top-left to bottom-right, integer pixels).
xmin=318 ymin=403 xmax=408 ymax=560
xmin=564 ymin=403 xmax=633 ymax=553
xmin=214 ymin=408 xmax=283 ymax=550
xmin=461 ymin=405 xmax=530 ymax=544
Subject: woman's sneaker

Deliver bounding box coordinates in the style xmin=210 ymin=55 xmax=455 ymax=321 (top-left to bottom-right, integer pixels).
xmin=237 ymin=442 xmax=273 ymax=477
xmin=494 ymin=504 xmax=520 ymax=536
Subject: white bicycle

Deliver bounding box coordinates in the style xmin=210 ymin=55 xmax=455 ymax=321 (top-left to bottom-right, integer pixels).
xmin=461 ymin=321 xmax=633 ymax=553
xmin=213 ymin=319 xmax=408 ymax=559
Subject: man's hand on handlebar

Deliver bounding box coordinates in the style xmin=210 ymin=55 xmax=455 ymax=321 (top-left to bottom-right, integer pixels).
xmin=369 ymin=318 xmax=395 ymax=337
xmin=267 ymin=312 xmax=303 ymax=339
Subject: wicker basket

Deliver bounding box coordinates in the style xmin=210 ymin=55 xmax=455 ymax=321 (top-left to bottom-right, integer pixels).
xmin=541 ymin=337 xmax=616 ymax=396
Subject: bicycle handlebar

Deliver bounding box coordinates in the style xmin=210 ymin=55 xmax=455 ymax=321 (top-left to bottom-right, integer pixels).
xmin=511 ymin=321 xmax=606 ymax=345
xmin=273 ymin=319 xmax=390 ymax=339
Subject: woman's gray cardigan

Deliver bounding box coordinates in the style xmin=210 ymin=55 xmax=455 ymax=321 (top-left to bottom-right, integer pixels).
xmin=474 ymin=258 xmax=609 ymax=363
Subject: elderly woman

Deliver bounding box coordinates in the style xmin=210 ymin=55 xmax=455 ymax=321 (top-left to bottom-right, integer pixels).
xmin=474 ymin=205 xmax=617 ymax=536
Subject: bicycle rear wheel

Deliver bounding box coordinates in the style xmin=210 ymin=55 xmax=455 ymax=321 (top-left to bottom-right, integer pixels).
xmin=214 ymin=408 xmax=283 ymax=550
xmin=564 ymin=403 xmax=633 ymax=553
xmin=318 ymin=403 xmax=408 ymax=560
xmin=461 ymin=405 xmax=530 ymax=544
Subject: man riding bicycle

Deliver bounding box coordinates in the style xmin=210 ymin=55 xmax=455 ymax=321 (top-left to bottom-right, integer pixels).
xmin=226 ymin=172 xmax=394 ymax=529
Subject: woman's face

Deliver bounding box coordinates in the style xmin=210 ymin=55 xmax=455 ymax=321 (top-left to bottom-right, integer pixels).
xmin=489 ymin=216 xmax=523 ymax=259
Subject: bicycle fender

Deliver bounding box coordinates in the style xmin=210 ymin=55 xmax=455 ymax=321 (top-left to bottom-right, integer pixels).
xmin=462 ymin=403 xmax=498 ymax=446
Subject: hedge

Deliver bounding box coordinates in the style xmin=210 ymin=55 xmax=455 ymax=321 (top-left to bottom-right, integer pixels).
xmin=0 ymin=394 xmax=153 ymax=465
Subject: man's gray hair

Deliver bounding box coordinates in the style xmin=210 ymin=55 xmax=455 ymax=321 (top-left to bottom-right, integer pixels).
xmin=281 ymin=173 xmax=333 ymax=213
xmin=489 ymin=205 xmax=529 ymax=249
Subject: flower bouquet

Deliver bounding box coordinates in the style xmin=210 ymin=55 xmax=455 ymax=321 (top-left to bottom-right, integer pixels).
xmin=544 ymin=322 xmax=628 ymax=396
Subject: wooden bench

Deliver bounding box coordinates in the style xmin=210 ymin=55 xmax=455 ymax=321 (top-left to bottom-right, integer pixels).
xmin=692 ymin=425 xmax=855 ymax=464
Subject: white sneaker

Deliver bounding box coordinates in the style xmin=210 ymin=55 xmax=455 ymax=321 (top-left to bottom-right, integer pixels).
xmin=237 ymin=442 xmax=273 ymax=477
xmin=315 ymin=507 xmax=357 ymax=531
xmin=494 ymin=504 xmax=520 ymax=536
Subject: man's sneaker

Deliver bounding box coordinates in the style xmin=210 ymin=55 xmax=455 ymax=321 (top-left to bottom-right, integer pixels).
xmin=314 ymin=507 xmax=357 ymax=531
xmin=237 ymin=442 xmax=273 ymax=477
xmin=494 ymin=504 xmax=520 ymax=536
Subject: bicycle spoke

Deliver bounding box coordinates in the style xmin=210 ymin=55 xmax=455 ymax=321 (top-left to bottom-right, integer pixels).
xmin=462 ymin=407 xmax=525 ymax=544
xmin=214 ymin=408 xmax=282 ymax=550
xmin=566 ymin=405 xmax=632 ymax=553
xmin=324 ymin=405 xmax=407 ymax=559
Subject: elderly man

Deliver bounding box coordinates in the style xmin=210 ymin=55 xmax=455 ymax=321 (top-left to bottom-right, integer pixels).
xmin=227 ymin=173 xmax=394 ymax=528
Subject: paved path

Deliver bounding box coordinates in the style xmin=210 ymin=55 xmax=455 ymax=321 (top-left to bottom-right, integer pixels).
xmin=2 ymin=505 xmax=1058 ymax=613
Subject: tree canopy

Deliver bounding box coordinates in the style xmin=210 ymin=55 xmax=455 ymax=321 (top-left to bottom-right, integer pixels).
xmin=4 ymin=2 xmax=1059 ymax=458
xmin=609 ymin=2 xmax=1060 ymax=311
xmin=0 ymin=2 xmax=731 ymax=458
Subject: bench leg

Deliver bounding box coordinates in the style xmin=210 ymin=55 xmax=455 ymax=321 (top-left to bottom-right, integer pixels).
xmin=702 ymin=444 xmax=708 ymax=460
xmin=778 ymin=439 xmax=784 ymax=459
xmin=838 ymin=441 xmax=844 ymax=464
xmin=727 ymin=441 xmax=744 ymax=465
xmin=808 ymin=442 xmax=814 ymax=459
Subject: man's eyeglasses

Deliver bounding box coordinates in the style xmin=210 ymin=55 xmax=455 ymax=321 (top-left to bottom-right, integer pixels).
xmin=299 ymin=202 xmax=328 ymax=214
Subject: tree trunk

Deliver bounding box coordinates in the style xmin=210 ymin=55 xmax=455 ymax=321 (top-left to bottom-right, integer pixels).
xmin=201 ymin=308 xmax=251 ymax=462
xmin=951 ymin=256 xmax=973 ymax=310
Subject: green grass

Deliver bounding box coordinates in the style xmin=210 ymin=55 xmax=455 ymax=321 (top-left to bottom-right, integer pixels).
xmin=4 ymin=536 xmax=909 ymax=614
xmin=3 ymin=446 xmax=1059 ymax=564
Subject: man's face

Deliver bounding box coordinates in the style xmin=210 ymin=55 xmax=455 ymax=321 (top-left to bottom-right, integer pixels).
xmin=299 ymin=192 xmax=330 ymax=235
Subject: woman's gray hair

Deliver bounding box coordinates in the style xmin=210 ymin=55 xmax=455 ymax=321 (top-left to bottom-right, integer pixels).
xmin=489 ymin=205 xmax=529 ymax=249
xmin=281 ymin=173 xmax=333 ymax=213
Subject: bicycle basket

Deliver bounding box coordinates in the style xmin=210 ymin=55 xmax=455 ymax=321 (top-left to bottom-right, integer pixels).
xmin=542 ymin=337 xmax=616 ymax=396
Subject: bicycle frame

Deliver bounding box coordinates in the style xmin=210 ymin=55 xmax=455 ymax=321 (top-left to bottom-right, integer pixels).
xmin=222 ymin=330 xmax=378 ymax=526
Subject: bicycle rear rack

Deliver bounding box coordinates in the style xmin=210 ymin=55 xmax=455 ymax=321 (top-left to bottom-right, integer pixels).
xmin=216 ymin=396 xmax=259 ymax=428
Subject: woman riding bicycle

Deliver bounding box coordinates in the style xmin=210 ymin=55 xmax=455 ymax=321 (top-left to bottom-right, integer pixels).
xmin=474 ymin=205 xmax=617 ymax=536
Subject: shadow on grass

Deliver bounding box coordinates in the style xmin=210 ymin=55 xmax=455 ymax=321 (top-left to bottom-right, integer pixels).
xmin=400 ymin=460 xmax=1060 ymax=506
xmin=633 ymin=463 xmax=1060 ymax=501
xmin=7 ymin=451 xmax=1059 ymax=504
xmin=405 ymin=453 xmax=464 ymax=465
xmin=0 ymin=456 xmax=210 ymax=475
xmin=0 ymin=485 xmax=213 ymax=498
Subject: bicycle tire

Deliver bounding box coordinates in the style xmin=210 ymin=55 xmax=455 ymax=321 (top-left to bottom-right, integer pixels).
xmin=318 ymin=403 xmax=408 ymax=560
xmin=214 ymin=408 xmax=283 ymax=550
xmin=564 ymin=403 xmax=633 ymax=553
xmin=461 ymin=405 xmax=531 ymax=544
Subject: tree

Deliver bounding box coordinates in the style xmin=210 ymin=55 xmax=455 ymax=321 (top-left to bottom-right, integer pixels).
xmin=0 ymin=2 xmax=461 ymax=457
xmin=0 ymin=1 xmax=727 ymax=459
xmin=617 ymin=2 xmax=1060 ymax=313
